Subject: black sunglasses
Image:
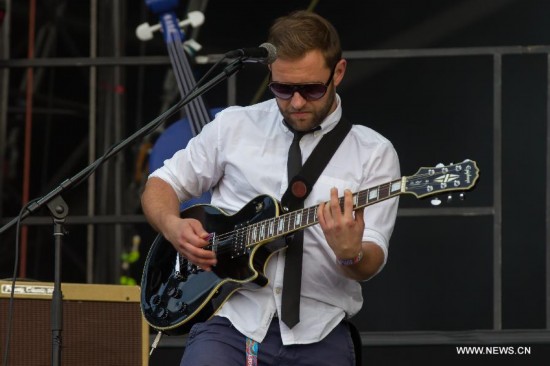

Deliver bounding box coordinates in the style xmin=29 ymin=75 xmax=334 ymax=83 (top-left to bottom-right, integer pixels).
xmin=268 ymin=66 xmax=336 ymax=101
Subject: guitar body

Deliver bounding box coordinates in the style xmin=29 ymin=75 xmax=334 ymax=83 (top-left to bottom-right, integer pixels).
xmin=140 ymin=194 xmax=285 ymax=335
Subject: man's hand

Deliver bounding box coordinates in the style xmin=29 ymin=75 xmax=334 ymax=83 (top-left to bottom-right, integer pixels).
xmin=318 ymin=188 xmax=364 ymax=260
xmin=317 ymin=188 xmax=384 ymax=281
xmin=141 ymin=177 xmax=217 ymax=271
xmin=163 ymin=217 xmax=217 ymax=271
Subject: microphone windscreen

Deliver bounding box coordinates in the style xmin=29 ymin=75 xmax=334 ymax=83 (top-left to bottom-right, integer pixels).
xmin=260 ymin=42 xmax=277 ymax=64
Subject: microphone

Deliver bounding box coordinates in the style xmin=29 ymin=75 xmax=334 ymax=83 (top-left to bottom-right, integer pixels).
xmin=225 ymin=43 xmax=277 ymax=64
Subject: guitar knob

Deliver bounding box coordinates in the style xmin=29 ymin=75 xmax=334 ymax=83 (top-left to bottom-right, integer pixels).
xmin=155 ymin=307 xmax=168 ymax=319
xmin=150 ymin=294 xmax=161 ymax=306
xmin=167 ymin=287 xmax=182 ymax=299
xmin=175 ymin=301 xmax=189 ymax=314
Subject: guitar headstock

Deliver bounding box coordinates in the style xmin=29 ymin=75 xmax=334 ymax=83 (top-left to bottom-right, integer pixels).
xmin=404 ymin=159 xmax=480 ymax=199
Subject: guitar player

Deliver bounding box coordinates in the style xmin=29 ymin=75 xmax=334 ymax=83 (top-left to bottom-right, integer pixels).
xmin=141 ymin=10 xmax=400 ymax=366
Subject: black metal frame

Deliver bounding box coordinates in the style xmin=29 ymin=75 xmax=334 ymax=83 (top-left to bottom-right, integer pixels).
xmin=1 ymin=13 xmax=549 ymax=345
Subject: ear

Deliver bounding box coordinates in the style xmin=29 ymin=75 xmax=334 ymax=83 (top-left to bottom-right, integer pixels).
xmin=333 ymin=59 xmax=347 ymax=87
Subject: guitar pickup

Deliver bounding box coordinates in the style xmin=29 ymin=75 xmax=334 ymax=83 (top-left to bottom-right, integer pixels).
xmin=231 ymin=222 xmax=249 ymax=258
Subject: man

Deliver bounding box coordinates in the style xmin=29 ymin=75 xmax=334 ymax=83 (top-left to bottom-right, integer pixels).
xmin=141 ymin=10 xmax=400 ymax=366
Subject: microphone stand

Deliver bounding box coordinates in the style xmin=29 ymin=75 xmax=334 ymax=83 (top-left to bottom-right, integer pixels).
xmin=0 ymin=57 xmax=245 ymax=366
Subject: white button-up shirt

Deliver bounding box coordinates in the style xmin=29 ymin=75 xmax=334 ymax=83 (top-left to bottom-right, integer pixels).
xmin=150 ymin=95 xmax=400 ymax=345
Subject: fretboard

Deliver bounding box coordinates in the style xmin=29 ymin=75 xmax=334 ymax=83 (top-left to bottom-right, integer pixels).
xmin=244 ymin=178 xmax=404 ymax=247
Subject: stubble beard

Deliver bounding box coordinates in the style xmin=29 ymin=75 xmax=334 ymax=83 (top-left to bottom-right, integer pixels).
xmin=279 ymin=87 xmax=336 ymax=132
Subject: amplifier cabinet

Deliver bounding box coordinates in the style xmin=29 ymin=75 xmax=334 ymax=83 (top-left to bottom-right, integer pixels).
xmin=0 ymin=281 xmax=149 ymax=366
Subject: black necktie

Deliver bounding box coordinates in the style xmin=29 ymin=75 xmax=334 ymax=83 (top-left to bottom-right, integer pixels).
xmin=281 ymin=128 xmax=307 ymax=328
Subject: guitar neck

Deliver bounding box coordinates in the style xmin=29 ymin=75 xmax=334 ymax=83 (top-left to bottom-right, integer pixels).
xmin=244 ymin=159 xmax=480 ymax=247
xmin=245 ymin=178 xmax=404 ymax=246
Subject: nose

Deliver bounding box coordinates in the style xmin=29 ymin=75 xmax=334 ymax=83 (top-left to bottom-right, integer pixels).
xmin=290 ymin=90 xmax=307 ymax=109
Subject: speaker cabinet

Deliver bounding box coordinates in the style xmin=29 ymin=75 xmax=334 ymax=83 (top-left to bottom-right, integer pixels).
xmin=0 ymin=281 xmax=149 ymax=366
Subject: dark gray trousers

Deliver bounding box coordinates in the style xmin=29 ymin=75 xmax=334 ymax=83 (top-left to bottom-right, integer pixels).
xmin=180 ymin=316 xmax=355 ymax=366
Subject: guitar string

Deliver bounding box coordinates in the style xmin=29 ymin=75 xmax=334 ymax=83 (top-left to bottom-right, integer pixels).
xmin=183 ymin=168 xmax=473 ymax=258
xmin=199 ymin=178 xmax=431 ymax=253
xmin=195 ymin=187 xmax=378 ymax=258
xmin=197 ymin=185 xmax=379 ymax=256
xmin=179 ymin=184 xmax=390 ymax=262
xmin=204 ymin=177 xmax=398 ymax=242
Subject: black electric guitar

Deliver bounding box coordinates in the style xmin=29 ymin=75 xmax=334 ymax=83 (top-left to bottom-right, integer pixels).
xmin=140 ymin=160 xmax=480 ymax=335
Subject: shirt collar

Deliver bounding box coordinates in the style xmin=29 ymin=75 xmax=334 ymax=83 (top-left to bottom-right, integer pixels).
xmin=318 ymin=93 xmax=342 ymax=133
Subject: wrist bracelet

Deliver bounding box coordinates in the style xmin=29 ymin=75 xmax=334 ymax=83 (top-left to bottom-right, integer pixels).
xmin=337 ymin=250 xmax=364 ymax=266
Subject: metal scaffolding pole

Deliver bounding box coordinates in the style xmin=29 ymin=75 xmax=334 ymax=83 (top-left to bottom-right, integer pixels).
xmin=94 ymin=0 xmax=127 ymax=284
xmin=0 ymin=0 xmax=11 ymax=218
xmin=86 ymin=0 xmax=98 ymax=283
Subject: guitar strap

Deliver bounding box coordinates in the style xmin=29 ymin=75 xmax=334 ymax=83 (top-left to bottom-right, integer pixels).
xmin=279 ymin=116 xmax=352 ymax=328
xmin=281 ymin=116 xmax=352 ymax=209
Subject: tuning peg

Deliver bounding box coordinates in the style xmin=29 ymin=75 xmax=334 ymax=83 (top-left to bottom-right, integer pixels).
xmin=136 ymin=22 xmax=157 ymax=41
xmin=435 ymin=163 xmax=444 ymax=168
xmin=185 ymin=11 xmax=206 ymax=28
xmin=183 ymin=39 xmax=202 ymax=54
xmin=430 ymin=196 xmax=442 ymax=206
xmin=459 ymin=193 xmax=465 ymax=201
xmin=447 ymin=194 xmax=453 ymax=203
xmin=136 ymin=11 xmax=205 ymax=41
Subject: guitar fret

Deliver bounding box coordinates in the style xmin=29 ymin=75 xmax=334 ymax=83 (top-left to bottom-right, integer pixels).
xmin=252 ymin=225 xmax=258 ymax=242
xmin=289 ymin=212 xmax=296 ymax=231
xmin=248 ymin=225 xmax=253 ymax=245
xmin=277 ymin=218 xmax=284 ymax=234
xmin=260 ymin=224 xmax=265 ymax=239
xmin=268 ymin=220 xmax=275 ymax=236
xmin=285 ymin=213 xmax=292 ymax=232
xmin=295 ymin=211 xmax=302 ymax=228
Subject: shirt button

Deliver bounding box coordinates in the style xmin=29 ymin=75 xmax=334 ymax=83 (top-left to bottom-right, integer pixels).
xmin=275 ymin=287 xmax=282 ymax=294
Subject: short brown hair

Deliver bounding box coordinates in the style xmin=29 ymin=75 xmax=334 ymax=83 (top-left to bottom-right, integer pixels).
xmin=267 ymin=10 xmax=342 ymax=70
